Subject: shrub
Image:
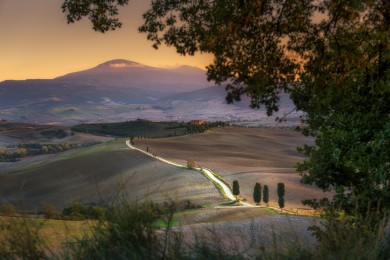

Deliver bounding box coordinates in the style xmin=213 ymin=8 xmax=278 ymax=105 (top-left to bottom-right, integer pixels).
xmin=40 ymin=202 xmax=59 ymax=219
xmin=61 ymin=202 xmax=105 ymax=220
xmin=63 ymin=201 xmax=171 ymax=259
xmin=187 ymin=159 xmax=196 ymax=169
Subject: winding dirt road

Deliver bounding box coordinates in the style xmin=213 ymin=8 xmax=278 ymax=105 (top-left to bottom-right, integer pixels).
xmin=125 ymin=140 xmax=252 ymax=206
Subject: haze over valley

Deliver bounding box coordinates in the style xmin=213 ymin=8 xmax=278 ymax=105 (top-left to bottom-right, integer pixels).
xmin=0 ymin=59 xmax=300 ymax=126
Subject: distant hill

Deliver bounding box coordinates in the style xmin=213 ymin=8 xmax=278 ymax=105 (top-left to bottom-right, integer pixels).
xmin=0 ymin=59 xmax=300 ymax=126
xmin=56 ymin=59 xmax=211 ymax=93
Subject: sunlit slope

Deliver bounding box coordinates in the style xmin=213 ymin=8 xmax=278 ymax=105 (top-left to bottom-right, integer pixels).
xmin=137 ymin=127 xmax=331 ymax=210
xmin=0 ymin=140 xmax=223 ymax=211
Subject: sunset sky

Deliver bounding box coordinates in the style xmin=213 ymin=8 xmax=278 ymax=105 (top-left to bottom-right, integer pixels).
xmin=0 ymin=0 xmax=212 ymax=82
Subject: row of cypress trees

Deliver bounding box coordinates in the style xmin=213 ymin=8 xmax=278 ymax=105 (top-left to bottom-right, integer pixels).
xmin=253 ymin=182 xmax=285 ymax=209
xmin=232 ymin=180 xmax=285 ymax=209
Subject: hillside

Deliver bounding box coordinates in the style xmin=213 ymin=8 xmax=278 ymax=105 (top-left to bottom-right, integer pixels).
xmin=0 ymin=139 xmax=224 ymax=211
xmin=137 ymin=127 xmax=331 ymax=210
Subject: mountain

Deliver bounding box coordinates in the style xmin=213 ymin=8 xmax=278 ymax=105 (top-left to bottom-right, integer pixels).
xmin=0 ymin=59 xmax=299 ymax=126
xmin=55 ymin=59 xmax=211 ymax=93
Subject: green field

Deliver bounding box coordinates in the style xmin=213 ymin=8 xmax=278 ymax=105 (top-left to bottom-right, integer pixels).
xmin=72 ymin=119 xmax=188 ymax=138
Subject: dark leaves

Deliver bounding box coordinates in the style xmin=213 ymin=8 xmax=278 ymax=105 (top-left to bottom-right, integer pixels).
xmin=62 ymin=0 xmax=129 ymax=33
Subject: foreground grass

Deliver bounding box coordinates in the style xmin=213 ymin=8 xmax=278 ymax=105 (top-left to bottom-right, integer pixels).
xmin=2 ymin=200 xmax=388 ymax=259
xmin=0 ymin=217 xmax=90 ymax=247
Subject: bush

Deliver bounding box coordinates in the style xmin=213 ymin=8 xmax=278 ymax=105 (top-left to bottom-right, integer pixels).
xmin=63 ymin=201 xmax=171 ymax=259
xmin=61 ymin=202 xmax=105 ymax=220
xmin=40 ymin=202 xmax=59 ymax=219
xmin=187 ymin=159 xmax=196 ymax=169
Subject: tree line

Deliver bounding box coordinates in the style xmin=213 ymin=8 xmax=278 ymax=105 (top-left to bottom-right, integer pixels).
xmin=0 ymin=142 xmax=101 ymax=162
xmin=233 ymin=180 xmax=286 ymax=210
xmin=185 ymin=121 xmax=229 ymax=134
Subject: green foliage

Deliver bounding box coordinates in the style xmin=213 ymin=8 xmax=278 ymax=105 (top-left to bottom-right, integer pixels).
xmin=72 ymin=119 xmax=187 ymax=138
xmin=232 ymin=180 xmax=240 ymax=200
xmin=185 ymin=121 xmax=229 ymax=134
xmin=263 ymin=185 xmax=269 ymax=205
xmin=306 ymin=209 xmax=390 ymax=260
xmin=253 ymin=182 xmax=262 ymax=205
xmin=62 ymin=0 xmax=130 ymax=33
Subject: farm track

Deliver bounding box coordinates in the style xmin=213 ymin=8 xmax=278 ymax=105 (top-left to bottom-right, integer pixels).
xmin=126 ymin=140 xmax=252 ymax=207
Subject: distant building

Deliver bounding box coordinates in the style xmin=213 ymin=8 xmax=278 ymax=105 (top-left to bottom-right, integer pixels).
xmin=190 ymin=120 xmax=206 ymax=125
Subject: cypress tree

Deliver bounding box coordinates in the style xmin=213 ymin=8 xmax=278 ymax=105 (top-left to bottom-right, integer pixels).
xmin=263 ymin=185 xmax=269 ymax=206
xmin=277 ymin=183 xmax=286 ymax=211
xmin=277 ymin=183 xmax=285 ymax=198
xmin=278 ymin=197 xmax=285 ymax=211
xmin=232 ymin=180 xmax=240 ymax=201
xmin=253 ymin=183 xmax=262 ymax=205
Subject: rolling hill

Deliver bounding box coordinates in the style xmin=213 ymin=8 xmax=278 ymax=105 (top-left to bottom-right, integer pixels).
xmin=0 ymin=139 xmax=224 ymax=211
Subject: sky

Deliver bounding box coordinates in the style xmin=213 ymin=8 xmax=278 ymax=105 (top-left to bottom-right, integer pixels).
xmin=0 ymin=0 xmax=212 ymax=82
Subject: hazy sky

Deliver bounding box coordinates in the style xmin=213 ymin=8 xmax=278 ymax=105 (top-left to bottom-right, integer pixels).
xmin=0 ymin=0 xmax=212 ymax=82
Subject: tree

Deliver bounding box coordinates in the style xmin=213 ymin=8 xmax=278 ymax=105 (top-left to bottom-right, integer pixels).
xmin=41 ymin=146 xmax=49 ymax=154
xmin=14 ymin=148 xmax=27 ymax=158
xmin=277 ymin=183 xmax=286 ymax=210
xmin=253 ymin=183 xmax=262 ymax=205
xmin=263 ymin=185 xmax=269 ymax=206
xmin=187 ymin=159 xmax=196 ymax=169
xmin=232 ymin=180 xmax=240 ymax=201
xmin=41 ymin=202 xmax=58 ymax=219
xmin=62 ymin=1 xmax=390 ymax=214
xmin=277 ymin=183 xmax=285 ymax=198
xmin=278 ymin=197 xmax=285 ymax=211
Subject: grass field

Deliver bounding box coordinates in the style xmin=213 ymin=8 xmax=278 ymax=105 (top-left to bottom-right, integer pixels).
xmin=0 ymin=216 xmax=90 ymax=253
xmin=137 ymin=127 xmax=331 ymax=210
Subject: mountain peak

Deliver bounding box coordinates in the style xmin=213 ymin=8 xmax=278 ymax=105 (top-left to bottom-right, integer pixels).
xmin=96 ymin=59 xmax=146 ymax=69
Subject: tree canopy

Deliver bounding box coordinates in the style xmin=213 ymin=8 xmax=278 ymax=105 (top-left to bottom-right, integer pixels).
xmin=62 ymin=0 xmax=390 ymax=214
